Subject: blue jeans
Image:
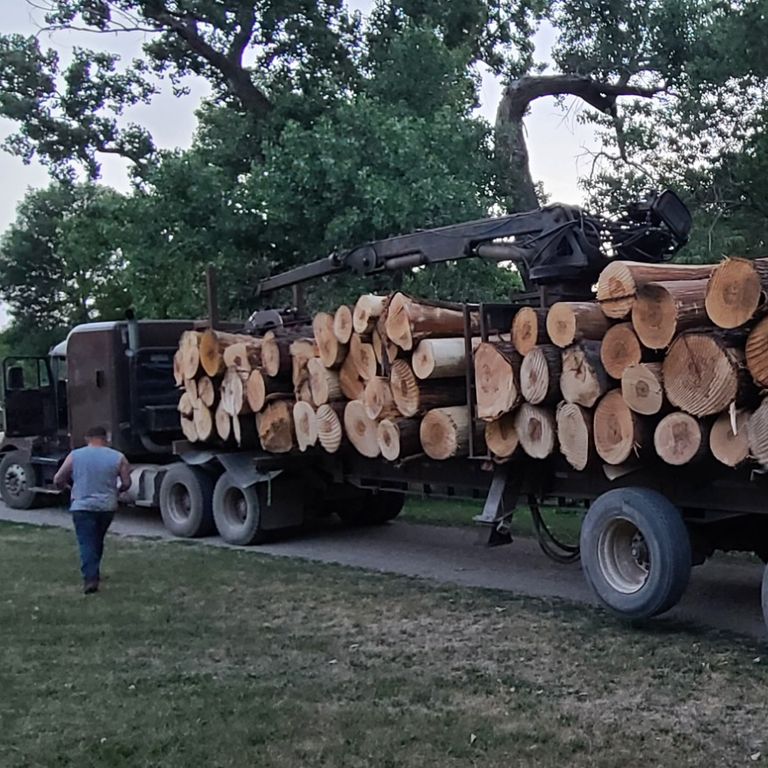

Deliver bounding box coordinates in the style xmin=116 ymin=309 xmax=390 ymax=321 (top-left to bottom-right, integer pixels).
xmin=72 ymin=510 xmax=114 ymax=583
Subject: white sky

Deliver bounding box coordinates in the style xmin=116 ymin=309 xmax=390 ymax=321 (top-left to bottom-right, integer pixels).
xmin=0 ymin=0 xmax=598 ymax=232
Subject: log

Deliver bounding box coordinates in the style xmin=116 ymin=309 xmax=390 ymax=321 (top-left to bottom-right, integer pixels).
xmin=597 ymin=260 xmax=716 ymax=319
xmin=214 ymin=402 xmax=232 ymax=442
xmin=173 ymin=349 xmax=184 ymax=387
xmin=371 ymin=329 xmax=398 ymax=366
xmin=390 ymin=359 xmax=467 ymax=418
xmin=378 ymin=417 xmax=422 ymax=461
xmin=748 ymin=399 xmax=768 ymax=468
xmin=199 ymin=329 xmax=253 ymax=377
xmin=593 ymin=389 xmax=648 ymax=465
xmin=184 ymin=377 xmax=199 ymax=406
xmin=385 ymin=292 xmax=477 ymax=350
xmin=290 ymin=338 xmax=318 ymax=390
xmin=632 ymin=279 xmax=709 ymax=350
xmin=621 ymin=362 xmax=665 ymax=415
xmin=178 ymin=391 xmax=194 ymax=417
xmin=600 ymin=322 xmax=645 ymax=379
xmin=556 ymin=402 xmax=594 ymax=471
xmin=745 ymin=315 xmax=768 ymax=387
xmin=560 ymin=342 xmax=610 ymax=408
xmin=245 ymin=369 xmax=292 ymax=413
xmin=333 ymin=305 xmax=354 ymax=344
xmin=520 ymin=344 xmax=562 ymax=405
xmin=343 ymin=400 xmax=381 ymax=458
xmin=711 ymin=408 xmax=751 ymax=467
xmin=192 ymin=403 xmax=214 ymax=442
xmin=293 ymin=401 xmax=318 ymax=452
xmin=316 ymin=402 xmax=346 ymax=454
xmin=308 ymin=357 xmax=342 ymax=405
xmin=339 ymin=355 xmax=365 ymax=400
xmin=546 ymin=302 xmax=610 ymax=348
xmin=705 ymin=256 xmax=768 ymax=329
xmin=473 ymin=341 xmax=522 ymax=420
xmin=180 ymin=330 xmax=202 ymax=380
xmin=363 ymin=376 xmax=398 ymax=420
xmin=412 ymin=337 xmax=479 ymax=380
xmin=349 ymin=333 xmax=377 ymax=380
xmin=222 ymin=340 xmax=262 ymax=374
xmin=653 ymin=411 xmax=709 ymax=466
xmin=484 ymin=413 xmax=520 ymax=459
xmin=232 ymin=413 xmax=259 ymax=448
xmin=197 ymin=376 xmax=216 ymax=408
xmin=513 ymin=403 xmax=557 ymax=459
xmin=353 ymin=294 xmax=388 ymax=335
xmin=295 ymin=380 xmax=315 ymax=406
xmin=180 ymin=413 xmax=198 ymax=442
xmin=419 ymin=406 xmax=473 ymax=460
xmin=511 ymin=307 xmax=549 ymax=356
xmin=220 ymin=366 xmax=251 ymax=416
xmin=313 ymin=312 xmax=347 ymax=368
xmin=256 ymin=400 xmax=295 ymax=453
xmin=663 ymin=332 xmax=751 ymax=417
xmin=261 ymin=330 xmax=293 ymax=377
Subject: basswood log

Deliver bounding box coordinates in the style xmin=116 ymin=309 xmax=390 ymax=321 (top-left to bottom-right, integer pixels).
xmin=556 ymin=402 xmax=594 ymax=471
xmin=173 ymin=350 xmax=184 ymax=387
xmin=316 ymin=402 xmax=346 ymax=453
xmin=748 ymin=399 xmax=768 ymax=468
xmin=412 ymin=337 xmax=479 ymax=379
xmin=513 ymin=403 xmax=557 ymax=459
xmin=339 ymin=355 xmax=365 ymax=400
xmin=705 ymin=256 xmax=768 ymax=329
xmin=256 ymin=400 xmax=294 ymax=453
xmin=546 ymin=302 xmax=610 ymax=348
xmin=222 ymin=339 xmax=262 ymax=374
xmin=290 ymin=338 xmax=318 ymax=390
xmin=654 ymin=411 xmax=709 ymax=466
xmin=632 ymin=279 xmax=709 ymax=349
xmin=308 ymin=357 xmax=342 ymax=405
xmin=349 ymin=333 xmax=377 ymax=380
xmin=180 ymin=413 xmax=198 ymax=442
xmin=178 ymin=391 xmax=194 ymax=417
xmin=711 ymin=408 xmax=751 ymax=467
xmin=193 ymin=403 xmax=214 ymax=442
xmin=390 ymin=359 xmax=466 ymax=417
xmin=600 ymin=323 xmax=645 ymax=379
xmin=313 ymin=312 xmax=347 ymax=368
xmin=363 ymin=376 xmax=398 ymax=420
xmin=293 ymin=401 xmax=318 ymax=452
xmin=333 ymin=305 xmax=354 ymax=344
xmin=245 ymin=369 xmax=292 ymax=413
xmin=473 ymin=341 xmax=522 ymax=420
xmin=520 ymin=344 xmax=561 ymax=405
xmin=484 ymin=412 xmax=520 ymax=459
xmin=197 ymin=376 xmax=216 ymax=408
xmin=199 ymin=330 xmax=254 ymax=377
xmin=560 ymin=342 xmax=610 ymax=408
xmin=663 ymin=332 xmax=751 ymax=417
xmin=215 ymin=403 xmax=231 ymax=442
xmin=593 ymin=389 xmax=649 ymax=465
xmin=419 ymin=406 xmax=474 ymax=460
xmin=511 ymin=307 xmax=549 ymax=356
xmin=353 ymin=294 xmax=388 ymax=334
xmin=343 ymin=400 xmax=381 ymax=458
xmin=220 ymin=366 xmax=250 ymax=416
xmin=180 ymin=330 xmax=202 ymax=379
xmin=597 ymin=260 xmax=716 ymax=319
xmin=621 ymin=362 xmax=665 ymax=415
xmin=745 ymin=315 xmax=768 ymax=387
xmin=385 ymin=292 xmax=477 ymax=350
xmin=378 ymin=417 xmax=422 ymax=461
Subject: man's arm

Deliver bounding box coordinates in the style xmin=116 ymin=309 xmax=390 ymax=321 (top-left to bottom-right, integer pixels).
xmin=53 ymin=453 xmax=74 ymax=490
xmin=118 ymin=455 xmax=132 ymax=493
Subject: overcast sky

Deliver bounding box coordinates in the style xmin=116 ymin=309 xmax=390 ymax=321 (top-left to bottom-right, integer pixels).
xmin=0 ymin=1 xmax=598 ymax=232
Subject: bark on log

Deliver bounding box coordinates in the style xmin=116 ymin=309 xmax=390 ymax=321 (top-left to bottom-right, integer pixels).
xmin=745 ymin=315 xmax=768 ymax=387
xmin=560 ymin=342 xmax=610 ymax=408
xmin=632 ymin=279 xmax=709 ymax=350
xmin=333 ymin=305 xmax=354 ymax=344
xmin=313 ymin=312 xmax=347 ymax=368
xmin=371 ymin=329 xmax=398 ymax=366
xmin=711 ymin=408 xmax=752 ymax=468
xmin=593 ymin=389 xmax=649 ymax=465
xmin=654 ymin=411 xmax=710 ymax=466
xmin=349 ymin=333 xmax=377 ymax=380
xmin=316 ymin=402 xmax=346 ymax=454
xmin=308 ymin=357 xmax=342 ymax=405
xmin=705 ymin=256 xmax=768 ymax=329
xmin=353 ymin=294 xmax=388 ymax=335
xmin=178 ymin=391 xmax=194 ymax=417
xmin=484 ymin=412 xmax=520 ymax=459
xmin=390 ymin=360 xmax=467 ymax=417
xmin=556 ymin=402 xmax=594 ymax=471
xmin=520 ymin=344 xmax=562 ymax=405
xmin=221 ymin=366 xmax=251 ymax=416
xmin=245 ymin=369 xmax=292 ymax=413
xmin=343 ymin=400 xmax=381 ymax=458
xmin=546 ymin=302 xmax=610 ymax=348
xmin=621 ymin=362 xmax=665 ymax=415
xmin=180 ymin=330 xmax=202 ymax=380
xmin=597 ymin=260 xmax=716 ymax=319
xmin=385 ymin=292 xmax=477 ymax=350
xmin=600 ymin=322 xmax=645 ymax=379
xmin=290 ymin=338 xmax=319 ymax=390
xmin=511 ymin=307 xmax=549 ymax=356
xmin=197 ymin=376 xmax=216 ymax=408
xmin=293 ymin=401 xmax=318 ymax=452
xmin=513 ymin=403 xmax=557 ymax=459
xmin=419 ymin=406 xmax=474 ymax=460
xmin=378 ymin=417 xmax=422 ymax=461
xmin=363 ymin=376 xmax=398 ymax=420
xmin=412 ymin=337 xmax=479 ymax=380
xmin=193 ymin=403 xmax=214 ymax=442
xmin=256 ymin=400 xmax=294 ymax=453
xmin=222 ymin=339 xmax=262 ymax=374
xmin=339 ymin=355 xmax=365 ymax=400
xmin=474 ymin=341 xmax=522 ymax=420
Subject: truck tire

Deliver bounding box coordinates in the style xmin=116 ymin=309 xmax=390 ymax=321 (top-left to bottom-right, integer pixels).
xmin=337 ymin=491 xmax=405 ymax=526
xmin=0 ymin=451 xmax=38 ymax=510
xmin=212 ymin=473 xmax=268 ymax=546
xmin=580 ymin=487 xmax=691 ymax=620
xmin=159 ymin=464 xmax=215 ymax=538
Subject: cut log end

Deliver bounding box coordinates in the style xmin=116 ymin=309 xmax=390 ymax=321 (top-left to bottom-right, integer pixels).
xmin=654 ymin=411 xmax=707 ymax=466
xmin=316 ymin=403 xmax=345 ymax=453
xmin=474 ymin=341 xmax=521 ymax=420
xmin=377 ymin=417 xmax=421 ymax=461
xmin=711 ymin=408 xmax=751 ymax=467
xmin=353 ymin=294 xmax=387 ymax=335
xmin=256 ymin=400 xmax=294 ymax=453
xmin=333 ymin=305 xmax=354 ymax=344
xmin=343 ymin=400 xmax=380 ymax=458
xmin=419 ymin=406 xmax=471 ymax=460
xmin=546 ymin=302 xmax=609 ymax=348
xmin=513 ymin=403 xmax=556 ymax=459
xmin=593 ymin=389 xmax=643 ymax=465
xmin=556 ymin=402 xmax=593 ymax=471
xmin=520 ymin=344 xmax=561 ymax=405
xmin=621 ymin=362 xmax=664 ymax=415
xmin=293 ymin=401 xmax=318 ymax=452
xmin=706 ymin=257 xmax=765 ymax=329
xmin=560 ymin=342 xmax=609 ymax=408
xmin=511 ymin=307 xmax=548 ymax=356
xmin=313 ymin=312 xmax=346 ymax=368
xmin=600 ymin=323 xmax=642 ymax=379
xmin=484 ymin=413 xmax=519 ymax=459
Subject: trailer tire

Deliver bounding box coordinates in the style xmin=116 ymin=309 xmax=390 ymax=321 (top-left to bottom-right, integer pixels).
xmin=0 ymin=451 xmax=38 ymax=510
xmin=337 ymin=491 xmax=405 ymax=526
xmin=212 ymin=473 xmax=267 ymax=546
xmin=159 ymin=464 xmax=215 ymax=538
xmin=580 ymin=488 xmax=691 ymax=620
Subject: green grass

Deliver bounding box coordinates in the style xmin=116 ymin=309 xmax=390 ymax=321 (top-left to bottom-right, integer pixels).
xmin=1 ymin=522 xmax=767 ymax=767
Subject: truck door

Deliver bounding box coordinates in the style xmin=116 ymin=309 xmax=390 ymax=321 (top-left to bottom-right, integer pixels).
xmin=3 ymin=357 xmax=57 ymax=437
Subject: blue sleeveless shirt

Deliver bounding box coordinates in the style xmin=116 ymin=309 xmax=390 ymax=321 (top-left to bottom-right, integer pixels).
xmin=70 ymin=446 xmax=124 ymax=512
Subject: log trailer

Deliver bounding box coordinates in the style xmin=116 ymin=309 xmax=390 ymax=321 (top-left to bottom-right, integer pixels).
xmin=3 ymin=191 xmax=768 ymax=631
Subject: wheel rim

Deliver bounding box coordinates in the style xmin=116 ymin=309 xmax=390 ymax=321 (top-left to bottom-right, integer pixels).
xmin=167 ymin=483 xmax=192 ymax=524
xmin=5 ymin=464 xmax=28 ymax=498
xmin=597 ymin=517 xmax=650 ymax=594
xmin=222 ymin=487 xmax=248 ymax=526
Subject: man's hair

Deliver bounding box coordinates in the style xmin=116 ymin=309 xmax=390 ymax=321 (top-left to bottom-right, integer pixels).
xmin=85 ymin=426 xmax=108 ymax=439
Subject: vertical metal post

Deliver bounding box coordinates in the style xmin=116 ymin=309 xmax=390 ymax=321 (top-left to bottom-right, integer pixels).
xmin=206 ymin=265 xmax=219 ymax=329
xmin=292 ymin=285 xmax=306 ymax=316
xmin=462 ymin=304 xmax=475 ymax=457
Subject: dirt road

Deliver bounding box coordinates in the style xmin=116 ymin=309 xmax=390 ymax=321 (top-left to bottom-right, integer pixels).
xmin=1 ymin=502 xmax=764 ymax=639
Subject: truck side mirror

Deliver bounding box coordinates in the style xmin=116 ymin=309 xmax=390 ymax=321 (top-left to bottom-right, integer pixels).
xmin=7 ymin=366 xmax=24 ymax=390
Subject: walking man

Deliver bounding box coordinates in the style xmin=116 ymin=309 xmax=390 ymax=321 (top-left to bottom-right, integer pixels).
xmin=54 ymin=426 xmax=132 ymax=594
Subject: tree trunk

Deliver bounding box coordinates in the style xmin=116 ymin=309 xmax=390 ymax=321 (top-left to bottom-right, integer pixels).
xmin=520 ymin=344 xmax=561 ymax=405
xmin=705 ymin=256 xmax=768 ymax=329
xmin=711 ymin=408 xmax=751 ymax=467
xmin=473 ymin=341 xmax=522 ymax=420
xmin=333 ymin=305 xmax=354 ymax=344
xmin=363 ymin=376 xmax=398 ymax=420
xmin=484 ymin=412 xmax=520 ymax=459
xmin=180 ymin=330 xmax=203 ymax=380
xmin=316 ymin=402 xmax=346 ymax=454
xmin=511 ymin=307 xmax=549 ymax=356
xmin=308 ymin=357 xmax=342 ymax=405
xmin=593 ymin=389 xmax=649 ymax=465
xmin=419 ymin=406 xmax=475 ymax=460
xmin=600 ymin=322 xmax=647 ymax=379
xmin=745 ymin=315 xmax=768 ymax=387
xmin=390 ymin=360 xmax=467 ymax=418
xmin=313 ymin=312 xmax=347 ymax=368
xmin=412 ymin=337 xmax=478 ymax=379
xmin=222 ymin=339 xmax=262 ymax=374
xmin=597 ymin=260 xmax=715 ymax=319
xmin=556 ymin=402 xmax=594 ymax=471
xmin=653 ymin=411 xmax=709 ymax=466
xmin=349 ymin=333 xmax=377 ymax=380
xmin=513 ymin=403 xmax=557 ymax=459
xmin=256 ymin=400 xmax=294 ymax=453
xmin=199 ymin=329 xmax=254 ymax=377
xmin=560 ymin=341 xmax=610 ymax=407
xmin=353 ymin=294 xmax=388 ymax=334
xmin=293 ymin=401 xmax=318 ymax=452
xmin=378 ymin=417 xmax=422 ymax=461
xmin=546 ymin=302 xmax=610 ymax=348
xmin=193 ymin=403 xmax=214 ymax=442
xmin=385 ymin=293 xmax=477 ymax=351
xmin=343 ymin=400 xmax=380 ymax=458
xmin=621 ymin=362 xmax=665 ymax=415
xmin=178 ymin=391 xmax=194 ymax=417
xmin=632 ymin=279 xmax=710 ymax=349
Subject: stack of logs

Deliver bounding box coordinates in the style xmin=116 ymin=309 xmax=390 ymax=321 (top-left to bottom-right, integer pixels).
xmin=173 ymin=254 xmax=768 ymax=472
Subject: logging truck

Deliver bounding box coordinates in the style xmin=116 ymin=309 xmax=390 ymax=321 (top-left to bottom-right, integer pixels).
xmin=4 ymin=190 xmax=768 ymax=633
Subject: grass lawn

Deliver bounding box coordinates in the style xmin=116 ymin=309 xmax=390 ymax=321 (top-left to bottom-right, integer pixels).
xmin=1 ymin=522 xmax=767 ymax=767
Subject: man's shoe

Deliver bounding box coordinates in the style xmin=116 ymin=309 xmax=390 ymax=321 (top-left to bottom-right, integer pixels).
xmin=83 ymin=580 xmax=99 ymax=595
